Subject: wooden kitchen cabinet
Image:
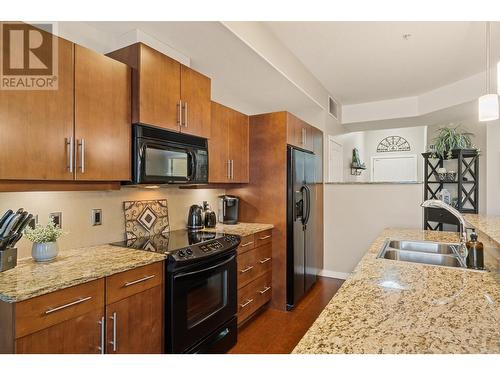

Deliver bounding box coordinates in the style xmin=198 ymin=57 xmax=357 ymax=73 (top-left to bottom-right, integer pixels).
xmin=286 ymin=113 xmax=314 ymax=151
xmin=74 ymin=45 xmax=131 ymax=181
xmin=0 ymin=31 xmax=74 ymax=181
xmin=0 ymin=262 xmax=164 ymax=354
xmin=107 ymin=43 xmax=211 ymax=139
xmin=209 ymin=101 xmax=249 ymax=183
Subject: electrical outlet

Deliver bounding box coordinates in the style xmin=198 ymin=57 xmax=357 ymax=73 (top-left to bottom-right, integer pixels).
xmin=49 ymin=212 xmax=62 ymax=228
xmin=92 ymin=209 xmax=102 ymax=226
xmin=28 ymin=215 xmax=38 ymax=229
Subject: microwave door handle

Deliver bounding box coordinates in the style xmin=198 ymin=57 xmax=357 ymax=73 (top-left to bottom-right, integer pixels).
xmin=174 ymin=255 xmax=236 ymax=279
xmin=186 ymin=151 xmax=196 ymax=181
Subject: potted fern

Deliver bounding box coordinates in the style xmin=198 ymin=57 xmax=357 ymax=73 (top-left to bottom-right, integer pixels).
xmin=25 ymin=219 xmax=64 ymax=262
xmin=431 ymin=125 xmax=476 ymax=159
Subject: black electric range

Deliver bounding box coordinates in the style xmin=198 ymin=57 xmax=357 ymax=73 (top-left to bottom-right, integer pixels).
xmin=111 ymin=229 xmax=241 ymax=354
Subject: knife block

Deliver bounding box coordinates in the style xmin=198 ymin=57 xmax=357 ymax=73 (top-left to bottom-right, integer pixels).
xmin=0 ymin=247 xmax=17 ymax=272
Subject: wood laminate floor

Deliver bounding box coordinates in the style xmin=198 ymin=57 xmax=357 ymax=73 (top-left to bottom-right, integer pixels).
xmin=229 ymin=277 xmax=344 ymax=354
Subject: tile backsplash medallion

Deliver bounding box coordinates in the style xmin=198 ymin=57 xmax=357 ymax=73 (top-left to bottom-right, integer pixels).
xmin=0 ymin=187 xmax=224 ymax=258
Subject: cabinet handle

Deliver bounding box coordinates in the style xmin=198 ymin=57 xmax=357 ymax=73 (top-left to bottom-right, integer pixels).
xmin=177 ymin=100 xmax=182 ymax=129
xmin=231 ymin=160 xmax=234 ymax=180
xmin=240 ymin=241 xmax=254 ymax=247
xmin=227 ymin=160 xmax=231 ymax=180
xmin=109 ymin=312 xmax=117 ymax=352
xmin=240 ymin=265 xmax=254 ymax=273
xmin=78 ymin=138 xmax=85 ymax=173
xmin=184 ymin=102 xmax=188 ymax=128
xmin=240 ymin=299 xmax=254 ymax=308
xmin=66 ymin=137 xmax=73 ymax=173
xmin=259 ymin=257 xmax=271 ymax=264
xmin=98 ymin=316 xmax=105 ymax=354
xmin=259 ymin=235 xmax=272 ymax=240
xmin=124 ymin=274 xmax=156 ymax=287
xmin=301 ymin=128 xmax=306 ymax=145
xmin=259 ymin=286 xmax=271 ymax=295
xmin=44 ymin=296 xmax=92 ymax=315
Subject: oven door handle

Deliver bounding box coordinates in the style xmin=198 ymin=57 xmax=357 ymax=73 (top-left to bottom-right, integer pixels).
xmin=174 ymin=254 xmax=235 ymax=279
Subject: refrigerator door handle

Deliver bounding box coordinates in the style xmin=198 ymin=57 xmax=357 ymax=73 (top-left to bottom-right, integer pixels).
xmin=302 ymin=185 xmax=311 ymax=227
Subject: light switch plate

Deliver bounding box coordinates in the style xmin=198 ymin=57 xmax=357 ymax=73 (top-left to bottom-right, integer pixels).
xmin=49 ymin=212 xmax=62 ymax=228
xmin=92 ymin=209 xmax=102 ymax=226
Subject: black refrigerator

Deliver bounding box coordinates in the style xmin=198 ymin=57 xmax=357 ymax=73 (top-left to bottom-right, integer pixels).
xmin=286 ymin=145 xmax=318 ymax=310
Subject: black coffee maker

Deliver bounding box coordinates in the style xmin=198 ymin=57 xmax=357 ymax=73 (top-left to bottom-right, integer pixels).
xmin=218 ymin=195 xmax=239 ymax=225
xmin=187 ymin=204 xmax=204 ymax=230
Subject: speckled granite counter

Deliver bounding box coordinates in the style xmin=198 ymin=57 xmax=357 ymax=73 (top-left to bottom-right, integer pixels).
xmin=0 ymin=245 xmax=165 ymax=303
xmin=293 ymin=228 xmax=500 ymax=354
xmin=204 ymin=222 xmax=273 ymax=237
xmin=465 ymin=214 xmax=500 ymax=247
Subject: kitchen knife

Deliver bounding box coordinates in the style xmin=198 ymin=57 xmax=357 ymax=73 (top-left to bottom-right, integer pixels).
xmin=0 ymin=209 xmax=13 ymax=229
xmin=0 ymin=213 xmax=22 ymax=239
xmin=0 ymin=212 xmax=16 ymax=238
xmin=8 ymin=211 xmax=28 ymax=236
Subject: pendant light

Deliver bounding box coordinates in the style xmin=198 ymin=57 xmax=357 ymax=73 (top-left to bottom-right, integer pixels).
xmin=479 ymin=21 xmax=499 ymax=122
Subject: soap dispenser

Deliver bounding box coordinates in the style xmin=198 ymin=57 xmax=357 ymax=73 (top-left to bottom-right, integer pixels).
xmin=466 ymin=230 xmax=484 ymax=270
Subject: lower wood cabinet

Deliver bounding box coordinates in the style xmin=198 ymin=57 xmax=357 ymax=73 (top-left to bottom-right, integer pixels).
xmin=236 ymin=230 xmax=273 ymax=326
xmin=1 ymin=262 xmax=164 ymax=354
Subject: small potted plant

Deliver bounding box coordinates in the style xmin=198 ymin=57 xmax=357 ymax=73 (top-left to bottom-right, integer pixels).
xmin=24 ymin=219 xmax=64 ymax=262
xmin=431 ymin=124 xmax=476 ymax=159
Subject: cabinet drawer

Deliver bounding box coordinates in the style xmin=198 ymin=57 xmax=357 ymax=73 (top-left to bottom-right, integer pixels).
xmin=237 ymin=243 xmax=272 ymax=288
xmin=237 ymin=271 xmax=272 ymax=324
xmin=255 ymin=230 xmax=272 ymax=248
xmin=15 ymin=279 xmax=104 ymax=338
xmin=106 ymin=262 xmax=163 ymax=305
xmin=237 ymin=234 xmax=255 ymax=254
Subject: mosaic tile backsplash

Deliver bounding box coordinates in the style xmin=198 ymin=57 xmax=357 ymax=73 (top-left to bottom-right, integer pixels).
xmin=123 ymin=199 xmax=170 ymax=240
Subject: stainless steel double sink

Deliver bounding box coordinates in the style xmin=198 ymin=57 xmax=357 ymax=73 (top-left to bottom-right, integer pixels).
xmin=377 ymin=239 xmax=467 ymax=269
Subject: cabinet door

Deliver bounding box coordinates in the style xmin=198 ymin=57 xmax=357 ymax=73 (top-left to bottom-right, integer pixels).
xmin=74 ymin=45 xmax=131 ymax=181
xmin=228 ymin=109 xmax=249 ymax=183
xmin=16 ymin=308 xmax=104 ymax=354
xmin=139 ymin=44 xmax=181 ymax=131
xmin=209 ymin=102 xmax=230 ymax=183
xmin=0 ymin=33 xmax=74 ymax=180
xmin=180 ymin=65 xmax=211 ymax=138
xmin=286 ymin=113 xmax=313 ymax=151
xmin=312 ymin=127 xmax=323 ymax=183
xmin=106 ymin=286 xmax=163 ymax=354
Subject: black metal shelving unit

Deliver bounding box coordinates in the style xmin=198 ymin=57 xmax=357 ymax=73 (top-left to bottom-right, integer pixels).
xmin=422 ymin=149 xmax=479 ymax=231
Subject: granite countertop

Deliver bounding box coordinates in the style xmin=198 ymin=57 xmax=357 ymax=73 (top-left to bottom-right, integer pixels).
xmin=0 ymin=245 xmax=166 ymax=303
xmin=293 ymin=228 xmax=500 ymax=354
xmin=204 ymin=222 xmax=274 ymax=237
xmin=464 ymin=214 xmax=500 ymax=247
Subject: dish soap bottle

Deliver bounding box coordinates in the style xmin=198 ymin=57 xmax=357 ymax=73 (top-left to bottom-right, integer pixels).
xmin=466 ymin=230 xmax=484 ymax=270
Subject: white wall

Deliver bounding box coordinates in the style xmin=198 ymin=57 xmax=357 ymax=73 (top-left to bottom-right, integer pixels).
xmin=0 ymin=188 xmax=224 ymax=259
xmin=322 ymin=183 xmax=423 ymax=277
xmin=487 ymin=119 xmax=500 ymax=215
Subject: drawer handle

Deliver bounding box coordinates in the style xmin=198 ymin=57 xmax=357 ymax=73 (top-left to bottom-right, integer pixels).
xmin=259 ymin=257 xmax=271 ymax=264
xmin=44 ymin=296 xmax=92 ymax=315
xmin=240 ymin=241 xmax=254 ymax=247
xmin=259 ymin=286 xmax=271 ymax=295
xmin=240 ymin=265 xmax=254 ymax=273
xmin=240 ymin=299 xmax=254 ymax=308
xmin=124 ymin=274 xmax=156 ymax=287
xmin=259 ymin=235 xmax=271 ymax=240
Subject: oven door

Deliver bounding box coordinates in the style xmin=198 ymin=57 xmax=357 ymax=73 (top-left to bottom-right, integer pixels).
xmin=168 ymin=253 xmax=237 ymax=353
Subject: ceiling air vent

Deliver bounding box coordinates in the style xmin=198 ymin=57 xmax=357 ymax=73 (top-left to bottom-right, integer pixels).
xmin=328 ymin=96 xmax=339 ymax=120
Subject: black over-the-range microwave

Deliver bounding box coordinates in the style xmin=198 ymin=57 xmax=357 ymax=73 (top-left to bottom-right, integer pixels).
xmin=130 ymin=124 xmax=209 ymax=185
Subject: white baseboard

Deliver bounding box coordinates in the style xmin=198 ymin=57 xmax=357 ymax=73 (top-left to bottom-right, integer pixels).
xmin=319 ymin=269 xmax=351 ymax=280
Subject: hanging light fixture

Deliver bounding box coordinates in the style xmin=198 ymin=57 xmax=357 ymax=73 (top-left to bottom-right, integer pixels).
xmin=479 ymin=21 xmax=499 ymax=122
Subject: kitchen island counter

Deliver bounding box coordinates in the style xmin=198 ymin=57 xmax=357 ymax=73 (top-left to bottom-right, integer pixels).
xmin=293 ymin=228 xmax=500 ymax=354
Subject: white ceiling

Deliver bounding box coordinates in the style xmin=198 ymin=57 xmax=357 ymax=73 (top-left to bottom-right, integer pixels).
xmin=265 ymin=22 xmax=500 ymax=105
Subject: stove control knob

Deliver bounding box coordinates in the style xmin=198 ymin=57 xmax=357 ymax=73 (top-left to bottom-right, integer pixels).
xmin=186 ymin=248 xmax=193 ymax=256
xmin=178 ymin=250 xmax=186 ymax=258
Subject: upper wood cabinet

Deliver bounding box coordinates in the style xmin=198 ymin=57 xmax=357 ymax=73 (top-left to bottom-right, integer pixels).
xmin=107 ymin=43 xmax=211 ymax=139
xmin=74 ymin=45 xmax=131 ymax=181
xmin=0 ymin=33 xmax=74 ymax=181
xmin=209 ymin=102 xmax=249 ymax=183
xmin=286 ymin=113 xmax=314 ymax=152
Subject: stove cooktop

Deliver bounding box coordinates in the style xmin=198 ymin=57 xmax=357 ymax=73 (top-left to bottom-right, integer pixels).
xmin=110 ymin=229 xmax=241 ymax=266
